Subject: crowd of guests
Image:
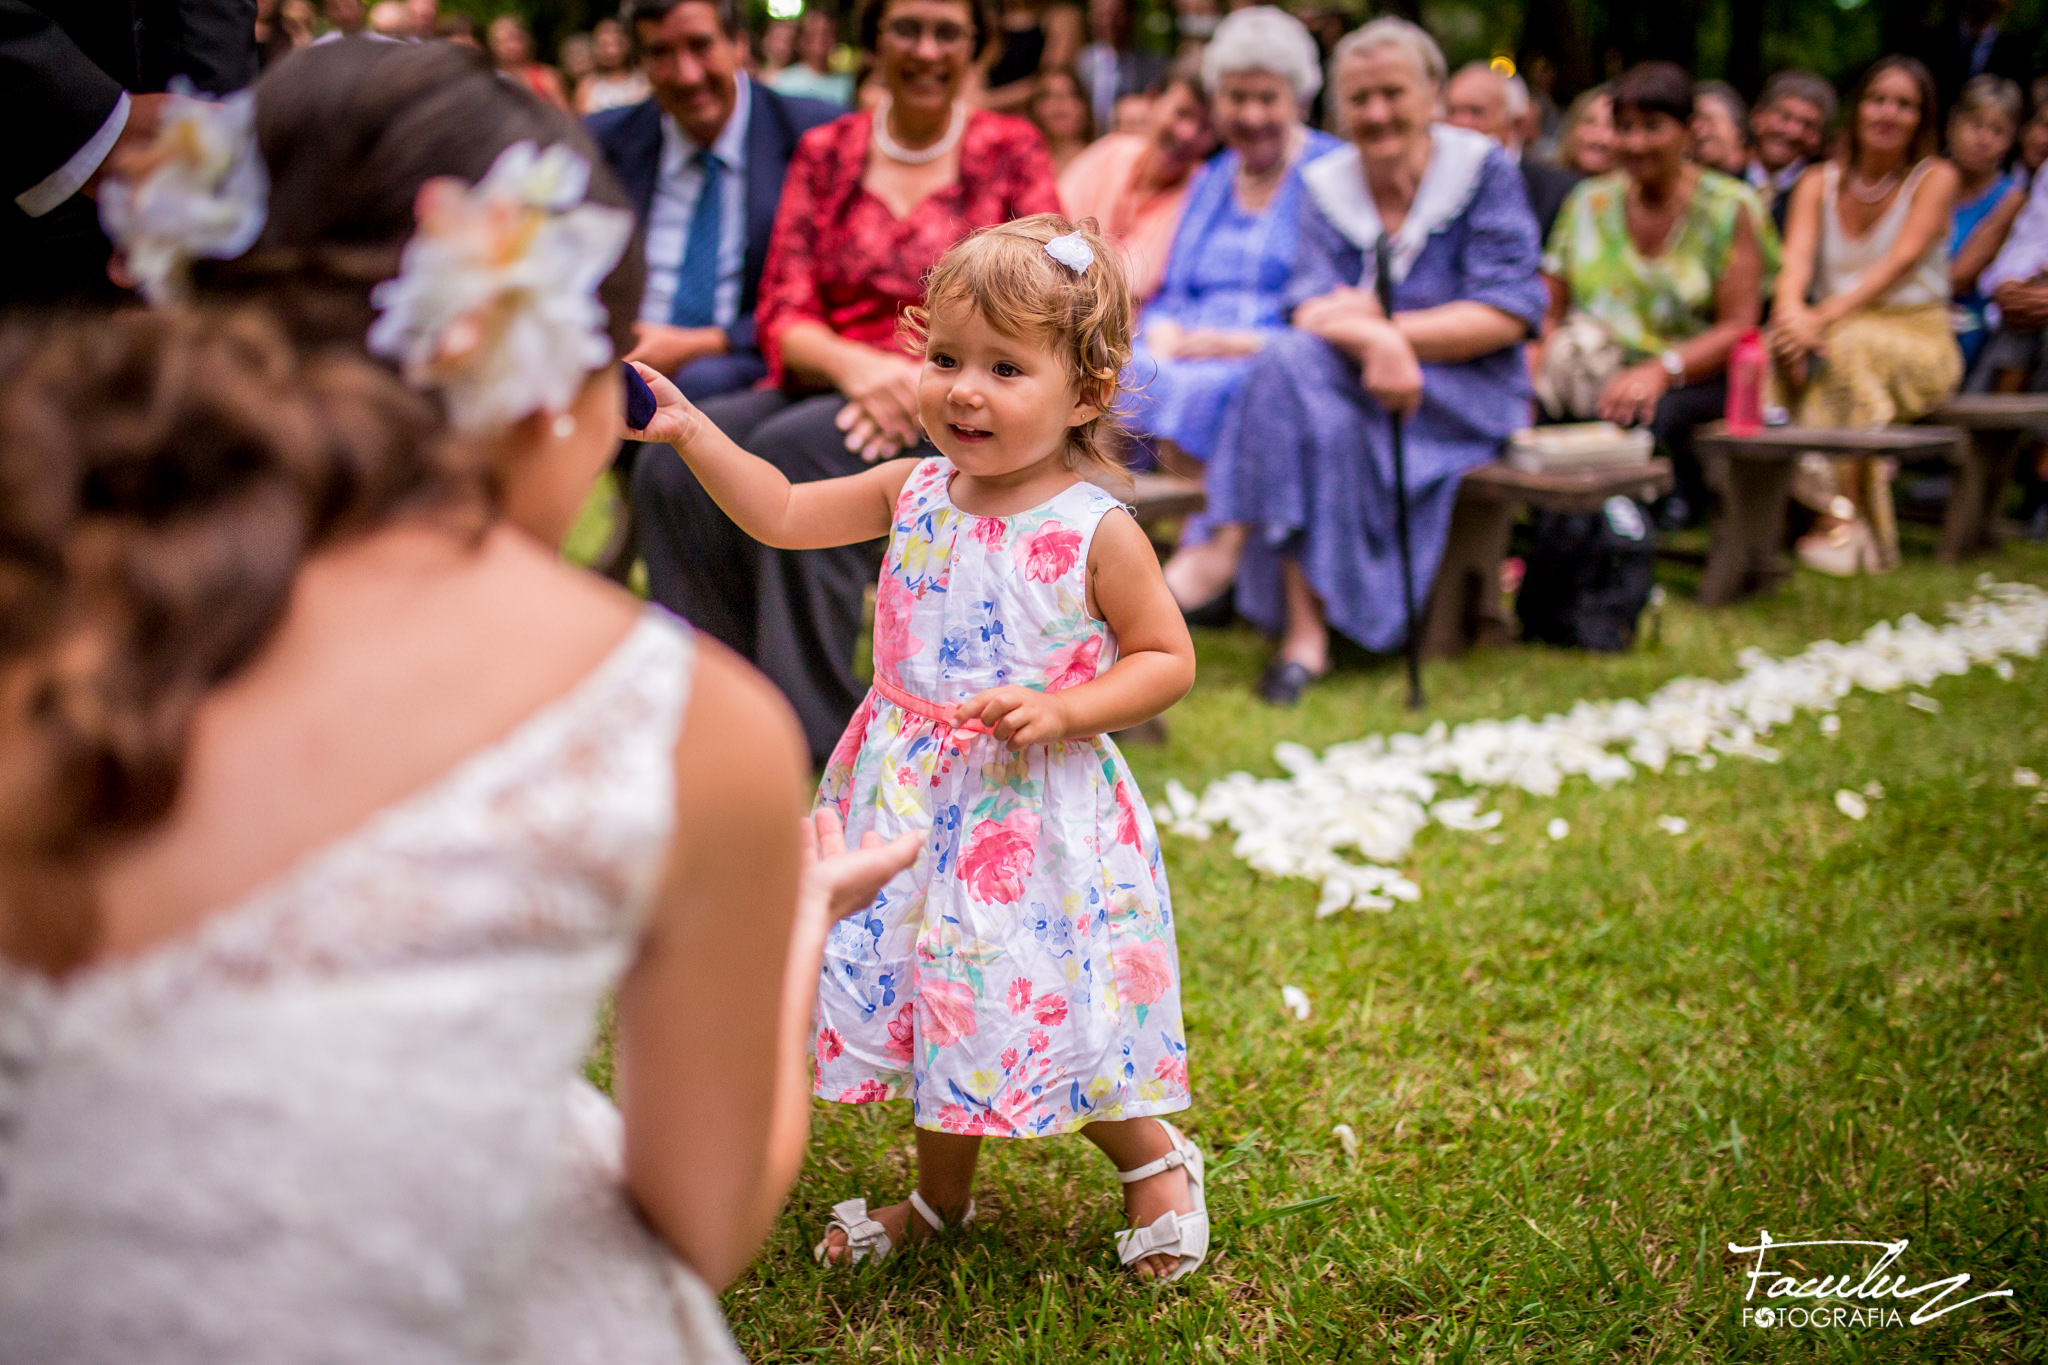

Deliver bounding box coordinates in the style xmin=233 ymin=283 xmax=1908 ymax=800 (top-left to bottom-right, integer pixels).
xmin=30 ymin=0 xmax=2048 ymax=726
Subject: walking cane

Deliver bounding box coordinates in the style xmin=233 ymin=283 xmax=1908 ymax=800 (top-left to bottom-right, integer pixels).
xmin=1374 ymin=234 xmax=1425 ymax=711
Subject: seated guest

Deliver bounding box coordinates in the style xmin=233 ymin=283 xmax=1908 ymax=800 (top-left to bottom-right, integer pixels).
xmin=1557 ymin=85 xmax=1616 ymax=177
xmin=634 ymin=0 xmax=1057 ymax=764
xmin=588 ymin=0 xmax=840 ymax=401
xmin=983 ymin=0 xmax=1083 ymax=113
xmin=577 ymin=18 xmax=653 ymax=114
xmin=1030 ymin=65 xmax=1097 ymax=175
xmin=2019 ymin=78 xmax=2048 ymax=187
xmin=769 ymin=7 xmax=857 ymax=108
xmin=1057 ymin=57 xmax=1213 ymax=302
xmin=1745 ymin=69 xmax=1835 ymax=230
xmin=1123 ymin=4 xmax=1341 ymax=532
xmin=1166 ymin=17 xmax=1545 ymax=703
xmin=1945 ymin=75 xmax=2026 ymax=370
xmin=1539 ymin=62 xmax=1776 ymax=525
xmin=1075 ymin=0 xmax=1164 ymax=134
xmin=1968 ymin=153 xmax=2048 ymax=390
xmin=1770 ymin=55 xmax=1960 ymax=577
xmin=1690 ymin=80 xmax=1750 ymax=176
xmin=1444 ymin=60 xmax=1579 ymax=242
xmin=488 ymin=14 xmax=570 ymax=110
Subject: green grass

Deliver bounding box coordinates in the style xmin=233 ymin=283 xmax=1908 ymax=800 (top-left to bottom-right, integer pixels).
xmin=577 ymin=499 xmax=2048 ymax=1361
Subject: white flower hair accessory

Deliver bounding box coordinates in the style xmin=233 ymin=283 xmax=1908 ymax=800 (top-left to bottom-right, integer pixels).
xmin=1044 ymin=231 xmax=1095 ymax=275
xmin=98 ymin=80 xmax=269 ymax=305
xmin=366 ymin=142 xmax=633 ymax=433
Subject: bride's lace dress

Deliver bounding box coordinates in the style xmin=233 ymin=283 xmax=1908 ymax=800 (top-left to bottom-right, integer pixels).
xmin=0 ymin=610 xmax=743 ymax=1365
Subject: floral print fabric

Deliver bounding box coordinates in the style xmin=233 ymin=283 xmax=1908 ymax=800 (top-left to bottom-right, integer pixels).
xmin=811 ymin=458 xmax=1189 ymax=1137
xmin=1542 ymin=169 xmax=1780 ymax=364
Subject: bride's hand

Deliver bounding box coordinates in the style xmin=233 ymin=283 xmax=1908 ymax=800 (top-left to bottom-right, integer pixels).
xmin=625 ymin=361 xmax=708 ymax=449
xmin=798 ymin=808 xmax=921 ymax=922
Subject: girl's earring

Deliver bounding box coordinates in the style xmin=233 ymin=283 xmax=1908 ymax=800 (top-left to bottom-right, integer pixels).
xmin=552 ymin=413 xmax=577 ymax=440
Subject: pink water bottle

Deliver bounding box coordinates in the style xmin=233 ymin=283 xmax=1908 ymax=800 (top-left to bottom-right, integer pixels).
xmin=1725 ymin=328 xmax=1765 ymax=435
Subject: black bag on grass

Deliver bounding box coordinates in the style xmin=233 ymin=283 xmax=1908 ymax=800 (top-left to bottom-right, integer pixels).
xmin=1514 ymin=496 xmax=1655 ymax=651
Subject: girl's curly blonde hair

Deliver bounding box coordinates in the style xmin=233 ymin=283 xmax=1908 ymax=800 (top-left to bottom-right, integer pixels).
xmin=903 ymin=213 xmax=1134 ymax=486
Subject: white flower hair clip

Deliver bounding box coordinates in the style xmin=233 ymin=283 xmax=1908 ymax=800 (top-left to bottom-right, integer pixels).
xmin=366 ymin=142 xmax=633 ymax=433
xmin=1044 ymin=231 xmax=1095 ymax=275
xmin=98 ymin=80 xmax=270 ymax=305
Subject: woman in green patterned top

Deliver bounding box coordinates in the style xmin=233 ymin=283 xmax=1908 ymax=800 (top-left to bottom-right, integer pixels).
xmin=1536 ymin=61 xmax=1779 ymax=523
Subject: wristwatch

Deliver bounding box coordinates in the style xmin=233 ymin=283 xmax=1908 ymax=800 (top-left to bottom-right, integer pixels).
xmin=1658 ymin=349 xmax=1685 ymax=381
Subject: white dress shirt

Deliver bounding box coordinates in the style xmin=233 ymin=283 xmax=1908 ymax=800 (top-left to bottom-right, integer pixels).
xmin=17 ymin=92 xmax=130 ymax=217
xmin=639 ymin=75 xmax=751 ymax=329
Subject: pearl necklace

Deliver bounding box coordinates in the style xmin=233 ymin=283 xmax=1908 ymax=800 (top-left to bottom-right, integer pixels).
xmin=871 ymin=98 xmax=967 ymax=165
xmin=1847 ymin=165 xmax=1904 ymax=203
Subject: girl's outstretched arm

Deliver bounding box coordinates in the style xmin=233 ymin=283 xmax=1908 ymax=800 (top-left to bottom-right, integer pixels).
xmin=953 ymin=508 xmax=1196 ymax=746
xmin=627 ymin=362 xmax=914 ymax=550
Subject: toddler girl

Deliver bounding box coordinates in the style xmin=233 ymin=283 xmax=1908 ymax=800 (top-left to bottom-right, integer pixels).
xmin=630 ymin=215 xmax=1204 ymax=1282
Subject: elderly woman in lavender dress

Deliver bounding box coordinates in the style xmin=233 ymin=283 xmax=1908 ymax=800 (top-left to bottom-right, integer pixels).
xmin=1123 ymin=7 xmax=1342 ymax=507
xmin=1163 ymin=18 xmax=1547 ymax=703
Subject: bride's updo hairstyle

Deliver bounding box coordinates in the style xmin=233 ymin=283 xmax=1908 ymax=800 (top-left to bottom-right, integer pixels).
xmin=197 ymin=38 xmax=644 ymax=368
xmin=0 ymin=309 xmax=448 ymax=969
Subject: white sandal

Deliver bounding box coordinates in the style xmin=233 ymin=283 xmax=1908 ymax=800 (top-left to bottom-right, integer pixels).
xmin=812 ymin=1190 xmax=975 ymax=1265
xmin=1112 ymin=1119 xmax=1209 ymax=1282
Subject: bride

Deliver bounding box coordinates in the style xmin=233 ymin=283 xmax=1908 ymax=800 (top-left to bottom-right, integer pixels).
xmin=0 ymin=39 xmax=913 ymax=1362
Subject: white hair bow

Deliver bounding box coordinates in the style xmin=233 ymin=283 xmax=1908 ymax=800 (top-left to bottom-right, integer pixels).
xmin=1044 ymin=231 xmax=1095 ymax=274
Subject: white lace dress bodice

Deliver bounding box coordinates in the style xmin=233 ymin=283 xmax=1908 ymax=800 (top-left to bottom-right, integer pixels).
xmin=0 ymin=610 xmax=743 ymax=1365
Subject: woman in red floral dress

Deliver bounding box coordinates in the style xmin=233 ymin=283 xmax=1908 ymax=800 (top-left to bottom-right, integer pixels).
xmin=634 ymin=0 xmax=1060 ymax=766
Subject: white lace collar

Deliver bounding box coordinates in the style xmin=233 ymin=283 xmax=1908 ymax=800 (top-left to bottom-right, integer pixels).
xmin=1301 ymin=123 xmax=1495 ymax=286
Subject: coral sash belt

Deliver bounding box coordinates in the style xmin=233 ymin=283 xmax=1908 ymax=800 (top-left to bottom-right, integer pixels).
xmin=873 ymin=674 xmax=993 ymax=735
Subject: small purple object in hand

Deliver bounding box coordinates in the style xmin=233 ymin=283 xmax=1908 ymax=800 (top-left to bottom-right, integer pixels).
xmin=622 ymin=362 xmax=658 ymax=431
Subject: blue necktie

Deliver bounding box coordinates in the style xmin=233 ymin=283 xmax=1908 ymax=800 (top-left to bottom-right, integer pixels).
xmin=669 ymin=149 xmax=724 ymax=328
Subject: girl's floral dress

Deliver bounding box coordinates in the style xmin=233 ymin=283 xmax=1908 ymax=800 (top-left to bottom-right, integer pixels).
xmin=811 ymin=457 xmax=1189 ymax=1137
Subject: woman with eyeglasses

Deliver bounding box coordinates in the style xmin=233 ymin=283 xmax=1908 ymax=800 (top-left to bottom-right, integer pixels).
xmin=634 ymin=0 xmax=1059 ymax=766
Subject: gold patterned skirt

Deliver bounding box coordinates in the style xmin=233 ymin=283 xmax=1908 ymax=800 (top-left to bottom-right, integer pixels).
xmin=1773 ymin=302 xmax=1963 ymax=567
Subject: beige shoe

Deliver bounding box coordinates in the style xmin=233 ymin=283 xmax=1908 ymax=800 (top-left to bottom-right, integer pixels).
xmin=1796 ymin=516 xmax=1882 ymax=577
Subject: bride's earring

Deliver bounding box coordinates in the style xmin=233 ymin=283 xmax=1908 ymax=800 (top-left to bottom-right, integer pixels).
xmin=552 ymin=413 xmax=577 ymax=439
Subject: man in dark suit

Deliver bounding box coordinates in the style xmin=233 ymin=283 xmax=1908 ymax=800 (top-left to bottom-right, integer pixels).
xmin=587 ymin=0 xmax=834 ymax=582
xmin=1444 ymin=61 xmax=1578 ymax=243
xmin=587 ymin=0 xmax=836 ymax=402
xmin=1 ymin=0 xmax=257 ymax=307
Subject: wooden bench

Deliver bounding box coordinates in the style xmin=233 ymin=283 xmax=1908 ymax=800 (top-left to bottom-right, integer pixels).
xmin=1427 ymin=459 xmax=1672 ymax=657
xmin=1121 ymin=459 xmax=1675 ymax=659
xmin=1919 ymin=395 xmax=2048 ymax=562
xmin=1692 ymin=422 xmax=1965 ymax=605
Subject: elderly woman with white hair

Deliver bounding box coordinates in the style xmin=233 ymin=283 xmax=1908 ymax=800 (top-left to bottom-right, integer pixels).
xmin=1121 ymin=5 xmax=1342 ymax=532
xmin=1165 ymin=17 xmax=1547 ymax=703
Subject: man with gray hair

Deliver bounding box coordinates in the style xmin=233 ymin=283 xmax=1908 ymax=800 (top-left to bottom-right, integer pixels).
xmin=1745 ymin=69 xmax=1834 ymax=229
xmin=1444 ymin=60 xmax=1578 ymax=240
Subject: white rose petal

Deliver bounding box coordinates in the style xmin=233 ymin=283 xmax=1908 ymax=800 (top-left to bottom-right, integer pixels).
xmin=1862 ymin=781 xmax=1884 ymax=800
xmin=1835 ymin=790 xmax=1869 ymax=821
xmin=1657 ymin=815 xmax=1688 ymax=834
xmin=1332 ymin=1123 xmax=1360 ymax=1158
xmin=1546 ymin=818 xmax=1570 ymax=841
xmin=1995 ymin=659 xmax=2015 ymax=681
xmin=2014 ymin=767 xmax=2041 ymax=788
xmin=1163 ymin=585 xmax=2047 ymax=920
xmin=1281 ymin=985 xmax=1311 ymax=1021
xmin=1907 ymin=693 xmax=1942 ymax=714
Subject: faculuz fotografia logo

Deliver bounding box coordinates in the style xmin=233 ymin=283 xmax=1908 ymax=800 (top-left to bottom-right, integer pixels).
xmin=1731 ymin=1229 xmax=2015 ymax=1330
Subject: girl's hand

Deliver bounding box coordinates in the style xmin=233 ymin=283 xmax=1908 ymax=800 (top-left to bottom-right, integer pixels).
xmin=626 ymin=361 xmax=709 ymax=448
xmin=835 ymin=351 xmax=923 ymax=463
xmin=798 ymin=807 xmax=922 ymax=921
xmin=953 ymin=686 xmax=1071 ymax=750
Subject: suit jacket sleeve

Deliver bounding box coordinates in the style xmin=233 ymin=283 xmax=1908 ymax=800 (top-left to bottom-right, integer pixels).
xmin=0 ymin=0 xmax=126 ymax=200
